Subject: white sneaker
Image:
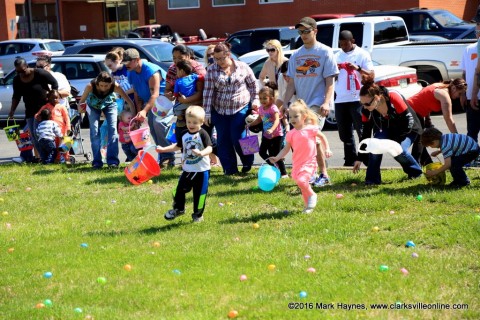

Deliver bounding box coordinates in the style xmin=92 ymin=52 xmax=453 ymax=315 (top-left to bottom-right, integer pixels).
xmin=12 ymin=157 xmax=25 ymax=164
xmin=164 ymin=209 xmax=185 ymax=221
xmin=306 ymin=194 xmax=317 ymax=212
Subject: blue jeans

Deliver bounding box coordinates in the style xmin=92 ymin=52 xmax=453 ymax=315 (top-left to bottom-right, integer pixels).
xmin=147 ymin=112 xmax=175 ymax=165
xmin=212 ymin=105 xmax=254 ymax=175
xmin=335 ymin=101 xmax=363 ymax=165
xmin=466 ymin=101 xmax=480 ymax=142
xmin=450 ymin=149 xmax=480 ymax=185
xmin=121 ymin=142 xmax=138 ymax=162
xmin=38 ymin=138 xmax=57 ymax=164
xmin=88 ymin=106 xmax=119 ymax=167
xmin=20 ymin=117 xmax=40 ymax=162
xmin=365 ymin=130 xmax=422 ymax=184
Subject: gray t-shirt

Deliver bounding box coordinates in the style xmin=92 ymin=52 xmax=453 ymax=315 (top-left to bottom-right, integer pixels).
xmin=287 ymin=42 xmax=339 ymax=107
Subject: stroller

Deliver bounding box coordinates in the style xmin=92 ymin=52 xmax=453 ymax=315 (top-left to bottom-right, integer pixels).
xmin=67 ymin=92 xmax=92 ymax=164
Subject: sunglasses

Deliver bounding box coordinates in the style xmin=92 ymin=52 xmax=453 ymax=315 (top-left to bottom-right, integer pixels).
xmin=362 ymin=96 xmax=376 ymax=107
xmin=36 ymin=65 xmax=46 ymax=69
xmin=297 ymin=29 xmax=312 ymax=35
xmin=265 ymin=48 xmax=276 ymax=53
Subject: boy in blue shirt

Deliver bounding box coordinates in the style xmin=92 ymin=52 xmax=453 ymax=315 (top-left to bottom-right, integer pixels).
xmin=422 ymin=128 xmax=480 ymax=188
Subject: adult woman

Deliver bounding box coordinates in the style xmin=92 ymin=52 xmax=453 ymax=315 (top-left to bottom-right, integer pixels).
xmin=105 ymin=47 xmax=136 ymax=111
xmin=8 ymin=58 xmax=58 ymax=163
xmin=259 ymin=39 xmax=289 ymax=88
xmin=203 ymin=42 xmax=259 ymax=175
xmin=79 ymin=71 xmax=134 ymax=169
xmin=407 ymin=78 xmax=467 ymax=165
xmin=353 ymin=75 xmax=423 ymax=185
xmin=204 ymin=44 xmax=215 ymax=66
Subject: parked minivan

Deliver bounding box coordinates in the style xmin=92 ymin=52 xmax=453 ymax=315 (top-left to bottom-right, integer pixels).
xmin=356 ymin=8 xmax=475 ymax=40
xmin=226 ymin=26 xmax=298 ymax=57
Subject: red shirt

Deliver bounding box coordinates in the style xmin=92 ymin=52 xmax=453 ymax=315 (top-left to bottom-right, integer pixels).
xmin=406 ymin=84 xmax=442 ymax=118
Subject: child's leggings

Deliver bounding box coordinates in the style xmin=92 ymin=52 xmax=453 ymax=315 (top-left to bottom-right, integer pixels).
xmin=292 ymin=164 xmax=316 ymax=206
xmin=259 ymin=135 xmax=287 ymax=175
xmin=173 ymin=170 xmax=210 ymax=217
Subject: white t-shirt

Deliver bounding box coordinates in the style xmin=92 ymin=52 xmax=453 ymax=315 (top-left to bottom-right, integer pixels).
xmin=177 ymin=128 xmax=212 ymax=173
xmin=461 ymin=42 xmax=480 ymax=100
xmin=334 ymin=46 xmax=374 ymax=103
xmin=287 ymin=42 xmax=339 ymax=107
xmin=51 ymin=71 xmax=71 ymax=108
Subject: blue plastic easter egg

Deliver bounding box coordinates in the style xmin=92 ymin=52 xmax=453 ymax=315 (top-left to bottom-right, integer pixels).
xmin=43 ymin=272 xmax=52 ymax=279
xmin=299 ymin=291 xmax=307 ymax=298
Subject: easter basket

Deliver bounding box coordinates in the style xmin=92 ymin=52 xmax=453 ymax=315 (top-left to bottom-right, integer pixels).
xmin=15 ymin=130 xmax=34 ymax=152
xmin=239 ymin=129 xmax=259 ymax=155
xmin=4 ymin=119 xmax=21 ymax=141
xmin=424 ymin=162 xmax=446 ymax=185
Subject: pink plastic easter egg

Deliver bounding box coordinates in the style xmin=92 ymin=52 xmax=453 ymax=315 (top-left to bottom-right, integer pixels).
xmin=239 ymin=274 xmax=247 ymax=281
xmin=307 ymin=267 xmax=316 ymax=273
xmin=336 ymin=194 xmax=344 ymax=199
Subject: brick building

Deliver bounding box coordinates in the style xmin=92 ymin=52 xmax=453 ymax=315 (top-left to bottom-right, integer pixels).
xmin=0 ymin=0 xmax=478 ymax=41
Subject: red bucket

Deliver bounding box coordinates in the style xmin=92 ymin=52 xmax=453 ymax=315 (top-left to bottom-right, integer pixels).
xmin=15 ymin=131 xmax=34 ymax=152
xmin=124 ymin=149 xmax=161 ymax=185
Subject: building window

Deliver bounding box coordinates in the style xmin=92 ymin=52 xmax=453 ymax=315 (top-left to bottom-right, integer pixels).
xmin=213 ymin=0 xmax=245 ymax=7
xmin=168 ymin=0 xmax=200 ymax=9
xmin=259 ymin=0 xmax=292 ymax=3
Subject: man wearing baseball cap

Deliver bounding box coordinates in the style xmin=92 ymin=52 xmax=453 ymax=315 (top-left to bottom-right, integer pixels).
xmin=284 ymin=16 xmax=339 ymax=187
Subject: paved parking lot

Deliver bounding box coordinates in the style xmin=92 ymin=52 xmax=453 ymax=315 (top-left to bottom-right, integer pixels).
xmin=0 ymin=114 xmax=468 ymax=168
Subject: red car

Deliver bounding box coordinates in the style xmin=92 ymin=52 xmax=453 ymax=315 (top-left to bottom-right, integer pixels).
xmin=296 ymin=59 xmax=320 ymax=75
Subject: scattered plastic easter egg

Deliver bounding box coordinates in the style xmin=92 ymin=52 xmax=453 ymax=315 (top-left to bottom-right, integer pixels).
xmin=252 ymin=186 xmax=259 ymax=190
xmin=336 ymin=193 xmax=344 ymax=199
xmin=389 ymin=210 xmax=395 ymax=214
xmin=152 ymin=241 xmax=161 ymax=247
xmin=416 ymin=194 xmax=423 ymax=201
xmin=7 ymin=247 xmax=14 ymax=253
xmin=0 ymin=198 xmax=4 ymax=202
xmin=372 ymin=226 xmax=380 ymax=232
xmin=304 ymin=255 xmax=311 ymax=260
xmin=74 ymin=307 xmax=83 ymax=314
xmin=228 ymin=310 xmax=239 ymax=318
xmin=124 ymin=264 xmax=132 ymax=271
xmin=147 ymin=180 xmax=153 ymax=184
xmin=5 ymin=223 xmax=11 ymax=229
xmin=267 ymin=264 xmax=276 ymax=271
xmin=161 ymin=200 xmax=166 ymax=204
xmin=35 ymin=303 xmax=45 ymax=309
xmin=411 ymin=252 xmax=419 ymax=258
xmin=219 ymin=202 xmax=225 ymax=207
xmin=379 ymin=265 xmax=389 ymax=271
xmin=400 ymin=268 xmax=409 ymax=275
xmin=253 ymin=223 xmax=260 ymax=229
xmin=80 ymin=243 xmax=88 ymax=248
xmin=2 ymin=211 xmax=8 ymax=216
xmin=350 ymin=183 xmax=357 ymax=187
xmin=44 ymin=299 xmax=53 ymax=307
xmin=299 ymin=291 xmax=307 ymax=298
xmin=405 ymin=240 xmax=416 ymax=248
xmin=111 ymin=200 xmax=116 ymax=204
xmin=239 ymin=274 xmax=247 ymax=281
xmin=84 ymin=315 xmax=94 ymax=320
xmin=43 ymin=272 xmax=53 ymax=279
xmin=173 ymin=269 xmax=181 ymax=275
xmin=307 ymin=267 xmax=316 ymax=273
xmin=96 ymin=277 xmax=107 ymax=284
xmin=25 ymin=187 xmax=32 ymax=192
xmin=105 ymin=220 xmax=112 ymax=225
xmin=283 ymin=210 xmax=289 ymax=215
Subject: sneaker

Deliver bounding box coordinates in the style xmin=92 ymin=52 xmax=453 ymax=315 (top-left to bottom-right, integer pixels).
xmin=306 ymin=193 xmax=317 ymax=210
xmin=12 ymin=157 xmax=25 ymax=164
xmin=281 ymin=174 xmax=289 ymax=179
xmin=164 ymin=209 xmax=185 ymax=221
xmin=108 ymin=164 xmax=119 ymax=169
xmin=303 ymin=208 xmax=314 ymax=214
xmin=308 ymin=174 xmax=318 ymax=185
xmin=191 ymin=213 xmax=204 ymax=223
xmin=448 ymin=180 xmax=470 ymax=189
xmin=313 ymin=174 xmax=330 ymax=187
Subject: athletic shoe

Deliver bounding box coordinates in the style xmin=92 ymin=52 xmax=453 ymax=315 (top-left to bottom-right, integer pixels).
xmin=12 ymin=157 xmax=25 ymax=164
xmin=308 ymin=174 xmax=318 ymax=185
xmin=164 ymin=209 xmax=185 ymax=220
xmin=313 ymin=174 xmax=330 ymax=187
xmin=303 ymin=193 xmax=317 ymax=214
xmin=191 ymin=213 xmax=204 ymax=223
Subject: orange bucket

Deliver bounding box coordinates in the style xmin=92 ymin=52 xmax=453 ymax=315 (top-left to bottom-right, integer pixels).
xmin=124 ymin=148 xmax=161 ymax=185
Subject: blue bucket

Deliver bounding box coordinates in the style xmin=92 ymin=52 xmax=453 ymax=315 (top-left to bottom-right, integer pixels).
xmin=258 ymin=164 xmax=280 ymax=192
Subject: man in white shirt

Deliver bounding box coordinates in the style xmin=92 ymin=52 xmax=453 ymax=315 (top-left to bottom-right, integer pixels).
xmin=334 ymin=30 xmax=374 ymax=166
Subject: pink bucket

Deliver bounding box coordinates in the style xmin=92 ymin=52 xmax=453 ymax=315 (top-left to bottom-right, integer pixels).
xmin=129 ymin=118 xmax=151 ymax=149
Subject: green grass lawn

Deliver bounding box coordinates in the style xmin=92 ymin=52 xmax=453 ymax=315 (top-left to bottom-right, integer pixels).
xmin=0 ymin=163 xmax=479 ymax=319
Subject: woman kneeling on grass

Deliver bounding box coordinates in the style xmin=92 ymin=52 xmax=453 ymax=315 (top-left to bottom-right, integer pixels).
xmin=269 ymin=99 xmax=332 ymax=214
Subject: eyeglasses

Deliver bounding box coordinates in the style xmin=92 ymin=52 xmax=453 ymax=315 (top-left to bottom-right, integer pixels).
xmin=361 ymin=96 xmax=376 ymax=107
xmin=214 ymin=56 xmax=227 ymax=62
xmin=297 ymin=29 xmax=312 ymax=35
xmin=36 ymin=65 xmax=46 ymax=69
xmin=265 ymin=48 xmax=276 ymax=53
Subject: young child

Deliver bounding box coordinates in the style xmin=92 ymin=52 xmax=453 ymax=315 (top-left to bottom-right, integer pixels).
xmin=247 ymin=85 xmax=288 ymax=177
xmin=35 ymin=89 xmax=71 ymax=163
xmin=421 ymin=127 xmax=480 ymax=188
xmin=118 ymin=110 xmax=138 ymax=162
xmin=156 ymin=105 xmax=212 ymax=222
xmin=269 ymin=99 xmax=333 ymax=214
xmin=36 ymin=109 xmax=63 ymax=164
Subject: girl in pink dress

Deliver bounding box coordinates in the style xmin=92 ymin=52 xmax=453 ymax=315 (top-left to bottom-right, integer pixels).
xmin=269 ymin=99 xmax=332 ymax=213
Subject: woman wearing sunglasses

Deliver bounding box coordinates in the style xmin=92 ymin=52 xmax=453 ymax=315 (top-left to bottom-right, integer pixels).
xmin=259 ymin=40 xmax=288 ymax=88
xmin=353 ymin=74 xmax=423 ymax=185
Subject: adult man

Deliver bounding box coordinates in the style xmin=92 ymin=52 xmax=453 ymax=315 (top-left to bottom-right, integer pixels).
xmin=124 ymin=48 xmax=175 ymax=167
xmin=284 ymin=17 xmax=339 ymax=187
xmin=464 ymin=12 xmax=480 ymax=144
xmin=36 ymin=55 xmax=71 ymax=109
xmin=9 ymin=58 xmax=58 ymax=163
xmin=334 ymin=30 xmax=374 ymax=166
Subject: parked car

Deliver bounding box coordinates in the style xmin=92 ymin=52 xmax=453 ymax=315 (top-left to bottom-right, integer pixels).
xmin=187 ymin=44 xmax=239 ymax=62
xmin=241 ymin=49 xmax=423 ymax=128
xmin=0 ymin=54 xmax=109 ymax=122
xmin=226 ymin=26 xmax=298 ymax=57
xmin=356 ymin=8 xmax=475 ymax=40
xmin=63 ymin=39 xmax=174 ymax=70
xmin=310 ymin=13 xmax=354 ymax=21
xmin=0 ymin=39 xmax=65 ymax=74
xmin=62 ymin=39 xmax=99 ymax=48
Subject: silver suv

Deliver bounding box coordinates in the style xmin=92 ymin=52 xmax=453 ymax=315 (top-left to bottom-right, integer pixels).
xmin=0 ymin=54 xmax=109 ymax=122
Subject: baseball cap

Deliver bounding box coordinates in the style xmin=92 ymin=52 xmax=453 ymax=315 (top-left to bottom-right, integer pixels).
xmin=295 ymin=17 xmax=317 ymax=30
xmin=123 ymin=48 xmax=140 ymax=61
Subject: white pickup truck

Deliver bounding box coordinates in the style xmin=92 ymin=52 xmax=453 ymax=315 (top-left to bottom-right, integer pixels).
xmin=310 ymin=16 xmax=475 ymax=84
